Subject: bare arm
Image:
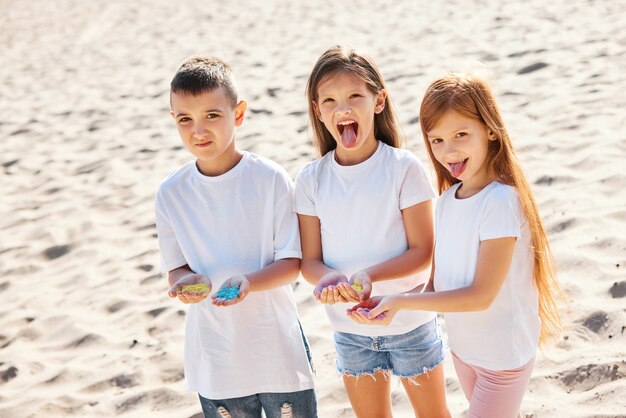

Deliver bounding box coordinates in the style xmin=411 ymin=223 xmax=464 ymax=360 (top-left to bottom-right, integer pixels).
xmin=395 ymin=237 xmax=516 ymax=312
xmin=245 ymin=258 xmax=300 ymax=292
xmin=298 ymin=213 xmax=349 ymax=303
xmin=349 ymin=237 xmax=517 ymax=324
xmin=298 ymin=214 xmax=340 ymax=285
xmin=168 ymin=264 xmax=194 ymax=287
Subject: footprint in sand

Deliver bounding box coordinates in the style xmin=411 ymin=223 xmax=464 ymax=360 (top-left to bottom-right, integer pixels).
xmin=581 ymin=310 xmax=609 ymax=333
xmin=609 ymin=281 xmax=626 ymax=298
xmin=559 ymin=362 xmax=624 ymax=392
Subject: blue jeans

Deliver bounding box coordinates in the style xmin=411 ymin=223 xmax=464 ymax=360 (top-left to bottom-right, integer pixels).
xmin=334 ymin=317 xmax=446 ymax=379
xmin=199 ymin=389 xmax=317 ymax=418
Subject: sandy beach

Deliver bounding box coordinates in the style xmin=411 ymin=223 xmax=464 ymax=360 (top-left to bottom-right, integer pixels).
xmin=1 ymin=0 xmax=624 ymax=416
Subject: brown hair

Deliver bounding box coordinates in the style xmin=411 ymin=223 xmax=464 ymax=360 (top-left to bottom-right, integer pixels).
xmin=419 ymin=72 xmax=562 ymax=344
xmin=170 ymin=56 xmax=238 ymax=108
xmin=306 ymin=45 xmax=403 ymax=156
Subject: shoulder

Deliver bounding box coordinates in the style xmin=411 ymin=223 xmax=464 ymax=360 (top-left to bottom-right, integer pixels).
xmin=480 ymin=182 xmax=524 ymax=222
xmin=379 ymin=144 xmax=429 ymax=174
xmin=485 ymin=182 xmax=520 ymax=205
xmin=380 ymin=143 xmax=417 ymax=163
xmin=294 ymin=153 xmax=332 ymax=184
xmin=245 ymin=152 xmax=291 ymax=179
xmin=157 ymin=160 xmax=196 ymax=195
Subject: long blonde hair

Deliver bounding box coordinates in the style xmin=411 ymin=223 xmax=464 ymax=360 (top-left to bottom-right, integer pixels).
xmin=306 ymin=45 xmax=403 ymax=156
xmin=419 ymin=72 xmax=562 ymax=344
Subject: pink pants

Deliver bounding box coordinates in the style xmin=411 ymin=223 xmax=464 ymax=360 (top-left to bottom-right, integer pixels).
xmin=452 ymin=352 xmax=535 ymax=418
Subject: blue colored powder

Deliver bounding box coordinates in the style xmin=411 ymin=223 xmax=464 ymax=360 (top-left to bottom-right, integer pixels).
xmin=216 ymin=287 xmax=240 ymax=300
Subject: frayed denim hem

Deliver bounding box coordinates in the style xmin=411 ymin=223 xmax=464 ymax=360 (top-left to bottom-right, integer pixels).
xmin=337 ymin=366 xmax=393 ymax=383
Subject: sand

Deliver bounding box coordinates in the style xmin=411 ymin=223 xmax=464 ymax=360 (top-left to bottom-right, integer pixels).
xmin=0 ymin=0 xmax=624 ymax=416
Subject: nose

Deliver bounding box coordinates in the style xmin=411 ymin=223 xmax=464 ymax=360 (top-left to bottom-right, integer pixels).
xmin=442 ymin=142 xmax=460 ymax=159
xmin=193 ymin=121 xmax=208 ymax=138
xmin=335 ymin=101 xmax=351 ymax=116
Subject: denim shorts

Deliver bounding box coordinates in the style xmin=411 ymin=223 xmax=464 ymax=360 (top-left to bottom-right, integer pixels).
xmin=334 ymin=317 xmax=446 ymax=379
xmin=199 ymin=389 xmax=317 ymax=418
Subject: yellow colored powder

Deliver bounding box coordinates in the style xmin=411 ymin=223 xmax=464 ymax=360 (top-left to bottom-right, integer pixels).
xmin=351 ymin=283 xmax=363 ymax=292
xmin=180 ymin=283 xmax=209 ymax=293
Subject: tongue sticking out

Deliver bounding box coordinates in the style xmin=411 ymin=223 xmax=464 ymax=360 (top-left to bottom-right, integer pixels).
xmin=340 ymin=123 xmax=357 ymax=148
xmin=450 ymin=159 xmax=467 ymax=177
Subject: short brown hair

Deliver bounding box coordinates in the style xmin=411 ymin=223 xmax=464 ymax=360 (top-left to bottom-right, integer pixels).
xmin=170 ymin=56 xmax=238 ymax=107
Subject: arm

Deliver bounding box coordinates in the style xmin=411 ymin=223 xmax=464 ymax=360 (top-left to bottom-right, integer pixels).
xmin=350 ymin=237 xmax=516 ymax=324
xmin=337 ymin=200 xmax=434 ymax=301
xmin=396 ymin=237 xmax=515 ymax=311
xmin=298 ymin=213 xmax=349 ymax=303
xmin=245 ymin=257 xmax=300 ymax=291
xmin=168 ymin=264 xmax=193 ymax=287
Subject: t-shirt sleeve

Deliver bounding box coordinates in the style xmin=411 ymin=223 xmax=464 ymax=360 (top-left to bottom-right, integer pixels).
xmin=293 ymin=165 xmax=317 ymax=216
xmin=155 ymin=191 xmax=188 ymax=273
xmin=479 ymin=187 xmax=523 ymax=241
xmin=274 ymin=172 xmax=303 ymax=261
xmin=399 ymin=156 xmax=436 ymax=210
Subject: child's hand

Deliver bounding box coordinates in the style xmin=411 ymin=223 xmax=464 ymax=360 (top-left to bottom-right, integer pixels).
xmin=347 ymin=295 xmax=398 ymax=326
xmin=168 ymin=274 xmax=211 ymax=304
xmin=337 ymin=270 xmax=372 ymax=303
xmin=211 ymin=275 xmax=250 ymax=307
xmin=313 ymin=271 xmax=349 ymax=304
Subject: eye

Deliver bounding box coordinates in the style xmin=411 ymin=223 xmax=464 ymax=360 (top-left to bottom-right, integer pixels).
xmin=207 ymin=113 xmax=219 ymax=119
xmin=178 ymin=117 xmax=191 ymax=124
xmin=321 ymin=98 xmax=334 ymax=104
xmin=430 ymin=138 xmax=442 ymax=145
xmin=456 ymin=132 xmax=468 ymax=138
xmin=349 ymin=93 xmax=363 ymax=99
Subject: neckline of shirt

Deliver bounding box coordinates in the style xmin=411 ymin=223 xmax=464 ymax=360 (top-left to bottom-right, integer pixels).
xmin=192 ymin=152 xmax=250 ymax=183
xmin=329 ymin=141 xmax=383 ymax=173
xmin=452 ymin=180 xmax=500 ymax=201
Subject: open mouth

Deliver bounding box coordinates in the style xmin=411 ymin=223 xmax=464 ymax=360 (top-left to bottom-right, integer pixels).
xmin=337 ymin=120 xmax=359 ymax=148
xmin=448 ymin=158 xmax=468 ymax=177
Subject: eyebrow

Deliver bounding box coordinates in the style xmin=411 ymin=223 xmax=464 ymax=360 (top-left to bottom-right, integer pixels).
xmin=174 ymin=109 xmax=223 ymax=118
xmin=428 ymin=126 xmax=471 ymax=138
xmin=318 ymin=88 xmax=365 ymax=99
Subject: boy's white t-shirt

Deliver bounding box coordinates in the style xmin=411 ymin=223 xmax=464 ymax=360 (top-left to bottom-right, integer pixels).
xmin=154 ymin=152 xmax=314 ymax=399
xmin=434 ymin=181 xmax=540 ymax=370
xmin=294 ymin=142 xmax=436 ymax=337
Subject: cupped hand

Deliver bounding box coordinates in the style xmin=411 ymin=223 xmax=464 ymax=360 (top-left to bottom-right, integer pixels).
xmin=313 ymin=271 xmax=349 ymax=304
xmin=346 ymin=295 xmax=398 ymax=325
xmin=337 ymin=270 xmax=373 ymax=303
xmin=211 ymin=275 xmax=250 ymax=307
xmin=168 ymin=274 xmax=211 ymax=304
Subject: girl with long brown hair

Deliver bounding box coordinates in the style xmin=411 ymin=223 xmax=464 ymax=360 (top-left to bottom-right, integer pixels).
xmin=350 ymin=72 xmax=561 ymax=418
xmin=294 ymin=46 xmax=450 ymax=418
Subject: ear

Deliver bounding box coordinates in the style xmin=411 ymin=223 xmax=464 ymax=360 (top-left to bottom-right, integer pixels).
xmin=170 ymin=110 xmax=176 ymax=120
xmin=312 ymin=101 xmax=323 ymax=121
xmin=234 ymin=100 xmax=247 ymax=127
xmin=374 ymin=89 xmax=387 ymax=114
xmin=487 ymin=129 xmax=497 ymax=141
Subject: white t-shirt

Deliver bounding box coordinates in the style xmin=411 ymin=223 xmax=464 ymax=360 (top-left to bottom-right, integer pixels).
xmin=434 ymin=181 xmax=540 ymax=370
xmin=294 ymin=142 xmax=436 ymax=336
xmin=155 ymin=152 xmax=314 ymax=399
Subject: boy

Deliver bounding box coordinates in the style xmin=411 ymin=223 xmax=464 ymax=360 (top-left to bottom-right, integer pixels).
xmin=155 ymin=56 xmax=317 ymax=418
